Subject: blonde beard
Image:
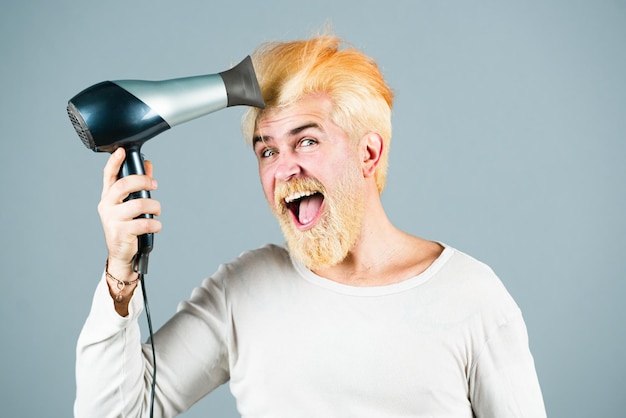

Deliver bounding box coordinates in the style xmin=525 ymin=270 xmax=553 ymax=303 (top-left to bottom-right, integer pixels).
xmin=273 ymin=174 xmax=365 ymax=270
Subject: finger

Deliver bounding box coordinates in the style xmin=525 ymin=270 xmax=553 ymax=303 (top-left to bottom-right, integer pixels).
xmin=102 ymin=172 xmax=158 ymax=206
xmin=100 ymin=184 xmax=161 ymax=218
xmin=125 ymin=217 xmax=162 ymax=236
xmin=102 ymin=148 xmax=125 ymax=196
xmin=107 ymin=216 xmax=162 ymax=240
xmin=114 ymin=197 xmax=162 ymax=221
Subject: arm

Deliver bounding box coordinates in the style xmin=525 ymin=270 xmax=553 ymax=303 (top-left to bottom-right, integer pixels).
xmin=75 ymin=272 xmax=232 ymax=418
xmin=468 ymin=312 xmax=547 ymax=418
xmin=75 ymin=148 xmax=161 ymax=416
xmin=75 ymin=148 xmax=231 ymax=417
xmin=74 ymin=273 xmax=149 ymax=417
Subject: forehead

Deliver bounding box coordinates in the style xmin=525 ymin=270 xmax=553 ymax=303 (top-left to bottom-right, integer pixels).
xmin=254 ymin=94 xmax=335 ymax=137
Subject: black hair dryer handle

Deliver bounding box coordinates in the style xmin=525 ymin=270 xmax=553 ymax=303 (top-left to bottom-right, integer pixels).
xmin=119 ymin=146 xmax=154 ymax=274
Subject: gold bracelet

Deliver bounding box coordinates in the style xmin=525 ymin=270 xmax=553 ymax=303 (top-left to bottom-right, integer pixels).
xmin=105 ymin=259 xmax=140 ymax=303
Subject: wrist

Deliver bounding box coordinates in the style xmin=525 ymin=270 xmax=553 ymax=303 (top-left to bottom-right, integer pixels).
xmin=105 ymin=258 xmax=140 ymax=304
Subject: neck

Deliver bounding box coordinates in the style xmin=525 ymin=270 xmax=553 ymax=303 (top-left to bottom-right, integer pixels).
xmin=312 ymin=188 xmax=443 ymax=286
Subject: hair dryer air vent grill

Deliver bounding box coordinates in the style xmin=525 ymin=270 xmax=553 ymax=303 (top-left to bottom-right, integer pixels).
xmin=67 ymin=102 xmax=95 ymax=150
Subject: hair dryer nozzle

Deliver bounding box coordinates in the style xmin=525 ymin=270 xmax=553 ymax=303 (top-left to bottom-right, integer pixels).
xmin=220 ymin=56 xmax=265 ymax=109
xmin=67 ymin=101 xmax=95 ymax=150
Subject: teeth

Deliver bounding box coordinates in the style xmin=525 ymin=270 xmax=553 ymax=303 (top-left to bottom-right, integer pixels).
xmin=285 ymin=191 xmax=316 ymax=203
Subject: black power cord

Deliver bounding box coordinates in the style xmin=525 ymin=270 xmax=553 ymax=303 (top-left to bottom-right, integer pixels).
xmin=140 ymin=275 xmax=157 ymax=418
xmin=132 ymin=232 xmax=156 ymax=417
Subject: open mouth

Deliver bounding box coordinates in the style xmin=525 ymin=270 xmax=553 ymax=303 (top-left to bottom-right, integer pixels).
xmin=285 ymin=191 xmax=325 ymax=228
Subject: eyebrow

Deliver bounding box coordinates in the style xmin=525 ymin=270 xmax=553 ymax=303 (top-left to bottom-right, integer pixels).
xmin=252 ymin=123 xmax=323 ymax=147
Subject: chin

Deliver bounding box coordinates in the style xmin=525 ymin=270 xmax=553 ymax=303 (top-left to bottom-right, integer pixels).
xmin=278 ymin=204 xmax=363 ymax=271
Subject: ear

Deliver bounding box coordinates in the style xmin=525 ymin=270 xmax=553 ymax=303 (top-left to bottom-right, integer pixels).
xmin=360 ymin=132 xmax=384 ymax=178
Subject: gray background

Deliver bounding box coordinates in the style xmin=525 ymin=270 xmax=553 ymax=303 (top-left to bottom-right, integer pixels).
xmin=1 ymin=1 xmax=624 ymax=417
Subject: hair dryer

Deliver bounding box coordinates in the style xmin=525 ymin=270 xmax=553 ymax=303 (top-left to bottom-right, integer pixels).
xmin=67 ymin=56 xmax=265 ymax=274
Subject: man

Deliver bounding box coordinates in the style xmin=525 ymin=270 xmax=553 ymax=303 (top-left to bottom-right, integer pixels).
xmin=75 ymin=35 xmax=546 ymax=417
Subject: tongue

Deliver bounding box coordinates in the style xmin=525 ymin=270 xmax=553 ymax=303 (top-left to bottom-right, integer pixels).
xmin=298 ymin=194 xmax=323 ymax=224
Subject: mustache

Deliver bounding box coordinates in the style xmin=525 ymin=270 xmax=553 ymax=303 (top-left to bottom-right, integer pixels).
xmin=274 ymin=177 xmax=326 ymax=213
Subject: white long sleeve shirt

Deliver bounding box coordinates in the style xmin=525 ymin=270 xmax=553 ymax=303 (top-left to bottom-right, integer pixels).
xmin=75 ymin=244 xmax=546 ymax=417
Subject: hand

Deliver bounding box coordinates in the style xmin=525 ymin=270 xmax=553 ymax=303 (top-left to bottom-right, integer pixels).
xmin=98 ymin=148 xmax=162 ymax=282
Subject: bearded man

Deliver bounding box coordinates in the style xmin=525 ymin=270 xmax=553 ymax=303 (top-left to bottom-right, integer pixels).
xmin=75 ymin=35 xmax=546 ymax=418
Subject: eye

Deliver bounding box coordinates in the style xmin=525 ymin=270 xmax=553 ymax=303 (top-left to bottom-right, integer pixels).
xmin=299 ymin=138 xmax=318 ymax=148
xmin=259 ymin=148 xmax=277 ymax=158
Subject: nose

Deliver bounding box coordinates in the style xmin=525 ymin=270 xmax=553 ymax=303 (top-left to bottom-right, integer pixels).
xmin=274 ymin=150 xmax=301 ymax=182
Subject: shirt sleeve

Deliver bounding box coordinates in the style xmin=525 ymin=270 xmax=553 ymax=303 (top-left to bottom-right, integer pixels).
xmin=74 ymin=273 xmax=149 ymax=417
xmin=468 ymin=312 xmax=547 ymax=418
xmin=74 ymin=270 xmax=231 ymax=418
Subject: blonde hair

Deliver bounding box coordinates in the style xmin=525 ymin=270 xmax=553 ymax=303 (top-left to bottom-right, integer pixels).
xmin=242 ymin=34 xmax=394 ymax=193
